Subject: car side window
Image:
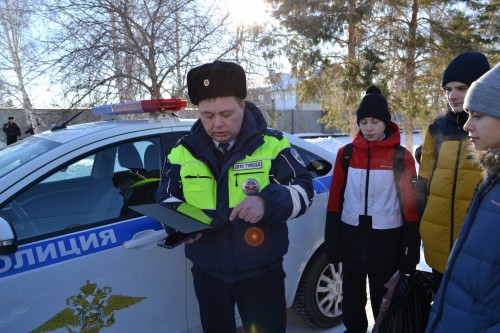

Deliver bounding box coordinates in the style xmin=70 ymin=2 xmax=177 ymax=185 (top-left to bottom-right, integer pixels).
xmin=43 ymin=156 xmax=95 ymax=182
xmin=0 ymin=137 xmax=162 ymax=242
xmin=291 ymin=145 xmax=332 ymax=178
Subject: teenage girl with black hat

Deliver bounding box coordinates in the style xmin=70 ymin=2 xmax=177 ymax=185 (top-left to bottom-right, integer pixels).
xmin=325 ymin=85 xmax=420 ymax=333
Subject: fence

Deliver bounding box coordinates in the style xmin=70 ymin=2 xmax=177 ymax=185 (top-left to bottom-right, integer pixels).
xmin=1 ymin=107 xmax=334 ymax=145
xmin=181 ymin=108 xmax=334 ymax=135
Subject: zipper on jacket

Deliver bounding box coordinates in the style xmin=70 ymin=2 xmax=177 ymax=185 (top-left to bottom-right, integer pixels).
xmin=449 ymin=139 xmax=463 ymax=251
xmin=234 ymin=171 xmax=266 ymax=187
xmin=363 ymin=144 xmax=371 ymax=215
xmin=361 ymin=143 xmax=371 ymax=267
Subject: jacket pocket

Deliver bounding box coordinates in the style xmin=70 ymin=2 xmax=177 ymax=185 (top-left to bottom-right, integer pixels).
xmin=181 ymin=163 xmax=216 ymax=209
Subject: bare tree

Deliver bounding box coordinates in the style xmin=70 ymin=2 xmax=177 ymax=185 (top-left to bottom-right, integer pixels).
xmin=0 ymin=0 xmax=46 ymax=132
xmin=40 ymin=0 xmax=246 ymax=108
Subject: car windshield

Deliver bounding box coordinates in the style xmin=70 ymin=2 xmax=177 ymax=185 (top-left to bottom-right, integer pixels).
xmin=0 ymin=137 xmax=61 ymax=178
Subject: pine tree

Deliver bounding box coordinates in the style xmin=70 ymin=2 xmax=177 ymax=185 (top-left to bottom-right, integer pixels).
xmin=262 ymin=0 xmax=496 ymax=149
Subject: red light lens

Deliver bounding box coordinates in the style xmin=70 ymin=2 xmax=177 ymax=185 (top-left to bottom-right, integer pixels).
xmin=92 ymin=98 xmax=187 ymax=116
xmin=141 ymin=99 xmax=187 ymax=112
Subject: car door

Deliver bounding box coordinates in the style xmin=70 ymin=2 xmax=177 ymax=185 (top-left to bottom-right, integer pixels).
xmin=0 ymin=133 xmax=200 ymax=333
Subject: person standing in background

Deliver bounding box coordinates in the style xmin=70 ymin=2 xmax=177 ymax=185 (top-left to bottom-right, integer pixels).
xmin=417 ymin=52 xmax=490 ymax=292
xmin=25 ymin=126 xmax=34 ymax=136
xmin=325 ymin=86 xmax=420 ymax=333
xmin=426 ymin=63 xmax=500 ymax=333
xmin=2 ymin=116 xmax=21 ymax=145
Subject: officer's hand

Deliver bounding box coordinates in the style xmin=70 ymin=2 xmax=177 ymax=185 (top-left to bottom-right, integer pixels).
xmin=185 ymin=232 xmax=202 ymax=244
xmin=229 ymin=196 xmax=264 ymax=224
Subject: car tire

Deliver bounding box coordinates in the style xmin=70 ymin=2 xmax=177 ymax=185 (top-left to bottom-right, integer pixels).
xmin=292 ymin=249 xmax=343 ymax=329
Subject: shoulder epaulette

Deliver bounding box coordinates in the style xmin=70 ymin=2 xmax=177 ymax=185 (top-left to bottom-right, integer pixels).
xmin=263 ymin=128 xmax=284 ymax=140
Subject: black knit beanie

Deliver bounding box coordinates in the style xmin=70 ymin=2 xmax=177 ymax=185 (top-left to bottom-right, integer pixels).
xmin=441 ymin=52 xmax=490 ymax=87
xmin=356 ymin=85 xmax=391 ymax=125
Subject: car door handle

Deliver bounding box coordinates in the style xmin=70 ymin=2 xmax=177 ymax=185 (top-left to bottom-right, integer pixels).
xmin=123 ymin=229 xmax=167 ymax=248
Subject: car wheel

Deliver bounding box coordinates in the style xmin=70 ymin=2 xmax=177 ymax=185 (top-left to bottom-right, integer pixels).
xmin=292 ymin=249 xmax=343 ymax=328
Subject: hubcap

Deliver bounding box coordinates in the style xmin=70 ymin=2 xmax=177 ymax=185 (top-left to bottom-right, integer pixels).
xmin=316 ymin=262 xmax=343 ymax=317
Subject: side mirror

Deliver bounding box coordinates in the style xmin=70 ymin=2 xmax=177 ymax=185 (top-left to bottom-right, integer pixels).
xmin=0 ymin=217 xmax=18 ymax=254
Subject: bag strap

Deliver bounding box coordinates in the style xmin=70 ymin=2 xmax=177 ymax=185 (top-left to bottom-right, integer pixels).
xmin=341 ymin=143 xmax=404 ymax=177
xmin=393 ymin=144 xmax=406 ymax=184
xmin=392 ymin=144 xmax=406 ymax=215
xmin=341 ymin=143 xmax=354 ymax=173
xmin=338 ymin=142 xmax=410 ymax=220
xmin=341 ymin=142 xmax=406 ymax=203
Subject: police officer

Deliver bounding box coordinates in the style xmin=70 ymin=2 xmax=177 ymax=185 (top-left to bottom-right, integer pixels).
xmin=3 ymin=116 xmax=21 ymax=145
xmin=156 ymin=61 xmax=314 ymax=333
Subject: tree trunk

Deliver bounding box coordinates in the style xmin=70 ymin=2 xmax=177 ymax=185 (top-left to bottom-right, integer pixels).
xmin=347 ymin=0 xmax=359 ymax=138
xmin=0 ymin=1 xmax=45 ymax=133
xmin=403 ymin=0 xmax=419 ymax=152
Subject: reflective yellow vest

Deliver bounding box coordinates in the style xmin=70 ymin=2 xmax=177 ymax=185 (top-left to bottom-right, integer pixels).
xmin=168 ymin=135 xmax=290 ymax=210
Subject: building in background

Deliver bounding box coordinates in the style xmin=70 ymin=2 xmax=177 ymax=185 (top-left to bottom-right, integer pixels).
xmin=247 ymin=71 xmax=330 ymax=134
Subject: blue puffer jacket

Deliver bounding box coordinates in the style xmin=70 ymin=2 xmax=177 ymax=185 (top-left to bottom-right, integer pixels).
xmin=156 ymin=102 xmax=314 ymax=283
xmin=426 ymin=148 xmax=500 ymax=333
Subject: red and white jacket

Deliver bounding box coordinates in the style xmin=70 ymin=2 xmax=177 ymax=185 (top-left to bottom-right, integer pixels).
xmin=325 ymin=122 xmax=420 ymax=273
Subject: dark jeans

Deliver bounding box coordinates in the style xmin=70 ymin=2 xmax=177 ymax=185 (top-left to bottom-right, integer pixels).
xmin=192 ymin=265 xmax=287 ymax=333
xmin=342 ymin=265 xmax=395 ymax=333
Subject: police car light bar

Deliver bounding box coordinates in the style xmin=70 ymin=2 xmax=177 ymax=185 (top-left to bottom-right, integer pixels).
xmin=92 ymin=99 xmax=188 ymax=116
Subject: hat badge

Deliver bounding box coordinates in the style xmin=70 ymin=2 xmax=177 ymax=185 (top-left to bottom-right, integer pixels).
xmin=203 ymin=79 xmax=210 ymax=87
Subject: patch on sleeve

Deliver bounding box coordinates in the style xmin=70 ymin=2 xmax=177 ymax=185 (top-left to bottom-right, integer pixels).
xmin=291 ymin=148 xmax=306 ymax=168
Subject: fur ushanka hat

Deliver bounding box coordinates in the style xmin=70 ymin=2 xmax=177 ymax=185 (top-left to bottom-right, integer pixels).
xmin=187 ymin=61 xmax=247 ymax=106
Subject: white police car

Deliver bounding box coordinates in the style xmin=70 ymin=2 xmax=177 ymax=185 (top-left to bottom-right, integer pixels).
xmin=0 ymin=100 xmax=342 ymax=332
